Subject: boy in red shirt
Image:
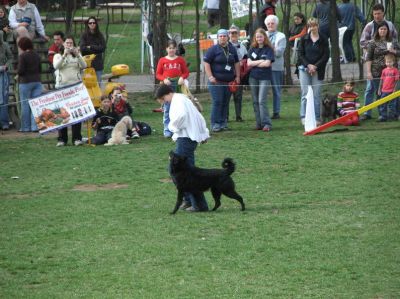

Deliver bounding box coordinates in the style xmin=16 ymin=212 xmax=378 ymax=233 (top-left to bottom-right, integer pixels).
xmin=377 ymin=54 xmax=399 ymax=122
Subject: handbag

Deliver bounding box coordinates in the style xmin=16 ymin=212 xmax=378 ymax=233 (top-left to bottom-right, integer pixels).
xmin=228 ymin=81 xmax=238 ymax=93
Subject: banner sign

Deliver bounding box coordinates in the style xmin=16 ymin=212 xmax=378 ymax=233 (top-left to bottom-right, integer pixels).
xmin=230 ymin=0 xmax=257 ymax=19
xmin=29 ymin=82 xmax=96 ymax=134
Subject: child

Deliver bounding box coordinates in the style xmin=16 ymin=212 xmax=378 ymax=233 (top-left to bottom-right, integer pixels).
xmin=0 ymin=27 xmax=12 ymax=130
xmin=337 ymin=80 xmax=360 ymax=126
xmin=109 ymin=87 xmax=139 ymax=139
xmin=91 ymin=95 xmax=119 ymax=145
xmin=0 ymin=6 xmax=11 ymax=42
xmin=155 ymin=39 xmax=189 ymax=137
xmin=377 ymin=54 xmax=399 ymax=122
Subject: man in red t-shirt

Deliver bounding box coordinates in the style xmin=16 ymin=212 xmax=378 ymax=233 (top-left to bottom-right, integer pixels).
xmin=48 ymin=31 xmax=64 ymax=65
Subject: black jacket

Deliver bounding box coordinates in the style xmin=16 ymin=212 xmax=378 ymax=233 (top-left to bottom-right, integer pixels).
xmin=296 ymin=33 xmax=330 ymax=81
xmin=80 ymin=32 xmax=106 ymax=71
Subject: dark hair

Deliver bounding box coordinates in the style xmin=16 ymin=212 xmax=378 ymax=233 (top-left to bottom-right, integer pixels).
xmin=0 ymin=5 xmax=7 ymax=16
xmin=373 ymin=21 xmax=392 ymax=41
xmin=60 ymin=35 xmax=77 ymax=56
xmin=109 ymin=86 xmax=122 ymax=98
xmin=156 ymin=84 xmax=173 ymax=99
xmin=293 ymin=12 xmax=306 ymax=24
xmin=100 ymin=95 xmax=109 ymax=102
xmin=167 ymin=40 xmax=177 ymax=48
xmin=84 ymin=16 xmax=102 ymax=37
xmin=53 ymin=30 xmax=65 ymax=40
xmin=18 ymin=37 xmax=33 ymax=51
xmin=344 ymin=80 xmax=355 ymax=87
xmin=372 ymin=3 xmax=385 ymax=12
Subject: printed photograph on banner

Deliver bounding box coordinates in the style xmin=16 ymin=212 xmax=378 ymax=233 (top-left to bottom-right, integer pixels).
xmin=230 ymin=0 xmax=257 ymax=19
xmin=28 ymin=83 xmax=96 ymax=134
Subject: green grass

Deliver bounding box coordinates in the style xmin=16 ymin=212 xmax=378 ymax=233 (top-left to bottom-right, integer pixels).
xmin=1 ymin=90 xmax=400 ymax=298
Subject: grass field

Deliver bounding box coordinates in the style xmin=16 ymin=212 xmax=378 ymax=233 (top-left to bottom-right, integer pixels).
xmin=1 ymin=90 xmax=399 ymax=298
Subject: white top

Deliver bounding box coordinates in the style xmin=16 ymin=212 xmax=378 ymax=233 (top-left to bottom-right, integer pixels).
xmin=53 ymin=53 xmax=87 ymax=89
xmin=168 ymin=93 xmax=210 ymax=143
xmin=268 ymin=31 xmax=286 ymax=71
xmin=8 ymin=2 xmax=45 ymax=37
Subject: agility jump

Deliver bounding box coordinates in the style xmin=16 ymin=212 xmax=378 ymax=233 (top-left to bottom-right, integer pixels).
xmin=304 ymin=90 xmax=400 ymax=136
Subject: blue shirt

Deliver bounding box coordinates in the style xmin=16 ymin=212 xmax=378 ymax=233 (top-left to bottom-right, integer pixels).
xmin=247 ymin=46 xmax=274 ymax=80
xmin=338 ymin=3 xmax=365 ymax=31
xmin=203 ymin=43 xmax=239 ymax=82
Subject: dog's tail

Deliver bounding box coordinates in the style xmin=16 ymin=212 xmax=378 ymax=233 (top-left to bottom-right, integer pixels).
xmin=222 ymin=158 xmax=235 ymax=175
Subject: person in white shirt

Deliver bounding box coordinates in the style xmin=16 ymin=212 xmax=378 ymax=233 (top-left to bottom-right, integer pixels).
xmin=156 ymin=84 xmax=210 ymax=212
xmin=8 ymin=0 xmax=49 ymax=41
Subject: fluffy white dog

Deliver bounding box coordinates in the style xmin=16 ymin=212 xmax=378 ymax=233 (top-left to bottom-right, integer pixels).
xmin=104 ymin=116 xmax=132 ymax=146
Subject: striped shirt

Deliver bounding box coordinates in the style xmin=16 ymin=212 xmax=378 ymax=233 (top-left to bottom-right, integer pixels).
xmin=337 ymin=91 xmax=360 ymax=115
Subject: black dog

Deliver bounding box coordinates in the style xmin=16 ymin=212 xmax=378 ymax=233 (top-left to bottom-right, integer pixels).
xmin=321 ymin=93 xmax=339 ymax=124
xmin=169 ymin=151 xmax=245 ymax=214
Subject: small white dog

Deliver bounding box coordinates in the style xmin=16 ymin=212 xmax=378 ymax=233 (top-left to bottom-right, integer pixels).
xmin=104 ymin=116 xmax=132 ymax=146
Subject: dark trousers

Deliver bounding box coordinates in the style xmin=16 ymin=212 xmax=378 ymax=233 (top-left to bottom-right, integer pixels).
xmin=92 ymin=129 xmax=112 ymax=145
xmin=343 ymin=29 xmax=356 ymax=62
xmin=58 ymin=123 xmax=82 ymax=144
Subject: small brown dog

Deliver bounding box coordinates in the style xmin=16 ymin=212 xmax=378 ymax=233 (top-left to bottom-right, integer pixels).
xmin=321 ymin=94 xmax=339 ymax=124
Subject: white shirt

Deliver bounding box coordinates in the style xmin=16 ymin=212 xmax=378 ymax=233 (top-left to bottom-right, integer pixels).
xmin=168 ymin=93 xmax=210 ymax=143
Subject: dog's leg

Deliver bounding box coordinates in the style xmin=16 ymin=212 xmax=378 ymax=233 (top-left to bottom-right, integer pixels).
xmin=171 ymin=190 xmax=184 ymax=214
xmin=223 ymin=189 xmax=245 ymax=211
xmin=210 ymin=187 xmax=222 ymax=211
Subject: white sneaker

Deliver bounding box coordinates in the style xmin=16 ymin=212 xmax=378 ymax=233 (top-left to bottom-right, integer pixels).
xmin=131 ymin=131 xmax=140 ymax=139
xmin=74 ymin=140 xmax=84 ymax=146
xmin=301 ymin=118 xmax=305 ymax=125
xmin=56 ymin=141 xmax=65 ymax=147
xmin=82 ymin=137 xmax=89 ymax=143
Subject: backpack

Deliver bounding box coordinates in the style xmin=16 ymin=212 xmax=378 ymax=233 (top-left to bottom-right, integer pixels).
xmin=135 ymin=121 xmax=152 ymax=136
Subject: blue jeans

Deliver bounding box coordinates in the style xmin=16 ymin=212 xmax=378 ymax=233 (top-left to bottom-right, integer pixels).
xmin=95 ymin=70 xmax=103 ymax=87
xmin=299 ymin=69 xmax=321 ymax=120
xmin=363 ymin=79 xmax=381 ymax=117
xmin=0 ymin=72 xmax=10 ymax=129
xmin=208 ymin=81 xmax=231 ymax=130
xmin=271 ymin=70 xmax=283 ymax=114
xmin=378 ymin=92 xmax=398 ymax=120
xmin=163 ymin=81 xmax=177 ymax=137
xmin=173 ymin=137 xmax=209 ymax=211
xmin=19 ymin=82 xmax=42 ymax=131
xmin=249 ymin=77 xmax=272 ymax=129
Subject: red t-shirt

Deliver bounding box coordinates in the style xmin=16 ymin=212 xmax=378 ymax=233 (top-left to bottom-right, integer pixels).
xmin=48 ymin=43 xmax=61 ymax=64
xmin=156 ymin=56 xmax=189 ymax=81
xmin=381 ymin=67 xmax=400 ymax=93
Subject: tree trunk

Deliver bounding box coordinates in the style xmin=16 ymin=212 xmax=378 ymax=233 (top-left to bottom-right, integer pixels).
xmin=329 ymin=0 xmax=342 ymax=82
xmin=279 ymin=0 xmax=293 ymax=85
xmin=354 ymin=0 xmax=363 ymax=80
xmin=65 ymin=0 xmax=75 ymax=35
xmin=195 ymin=0 xmax=201 ymax=93
xmin=152 ymin=0 xmax=168 ymax=85
xmin=219 ymin=0 xmax=229 ymax=29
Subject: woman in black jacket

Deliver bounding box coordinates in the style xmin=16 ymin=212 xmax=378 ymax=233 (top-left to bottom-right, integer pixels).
xmin=79 ymin=16 xmax=106 ymax=85
xmin=296 ymin=17 xmax=329 ymax=125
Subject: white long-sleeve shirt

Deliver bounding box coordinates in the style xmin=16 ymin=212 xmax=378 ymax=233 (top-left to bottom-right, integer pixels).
xmin=8 ymin=2 xmax=46 ymax=37
xmin=168 ymin=93 xmax=210 ymax=143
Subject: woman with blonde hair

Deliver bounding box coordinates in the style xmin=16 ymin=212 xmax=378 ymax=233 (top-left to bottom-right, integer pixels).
xmin=296 ymin=18 xmax=329 ymax=125
xmin=247 ymin=28 xmax=274 ymax=132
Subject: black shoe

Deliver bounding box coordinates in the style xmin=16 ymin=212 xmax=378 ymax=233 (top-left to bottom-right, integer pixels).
xmin=271 ymin=113 xmax=280 ymax=119
xmin=236 ymin=116 xmax=243 ymax=122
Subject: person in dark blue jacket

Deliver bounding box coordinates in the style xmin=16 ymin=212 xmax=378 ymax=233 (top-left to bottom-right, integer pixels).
xmin=338 ymin=0 xmax=366 ymax=62
xmin=203 ymin=28 xmax=240 ymax=132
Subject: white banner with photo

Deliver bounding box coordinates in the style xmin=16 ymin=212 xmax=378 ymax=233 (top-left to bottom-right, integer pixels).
xmin=230 ymin=0 xmax=257 ymax=19
xmin=29 ymin=82 xmax=96 ymax=134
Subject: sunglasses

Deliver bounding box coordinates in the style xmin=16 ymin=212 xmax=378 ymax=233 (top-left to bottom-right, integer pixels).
xmin=88 ymin=22 xmax=96 ymax=25
xmin=229 ymin=31 xmax=238 ymax=35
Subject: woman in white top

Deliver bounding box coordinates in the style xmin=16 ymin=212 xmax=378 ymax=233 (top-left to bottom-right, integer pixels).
xmin=53 ymin=36 xmax=87 ymax=146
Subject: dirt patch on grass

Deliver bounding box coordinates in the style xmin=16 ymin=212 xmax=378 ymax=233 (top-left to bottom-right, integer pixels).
xmin=159 ymin=178 xmax=173 ymax=183
xmin=73 ymin=183 xmax=129 ymax=192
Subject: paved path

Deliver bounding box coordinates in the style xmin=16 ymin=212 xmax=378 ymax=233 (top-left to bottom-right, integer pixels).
xmin=115 ymin=62 xmax=363 ymax=93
